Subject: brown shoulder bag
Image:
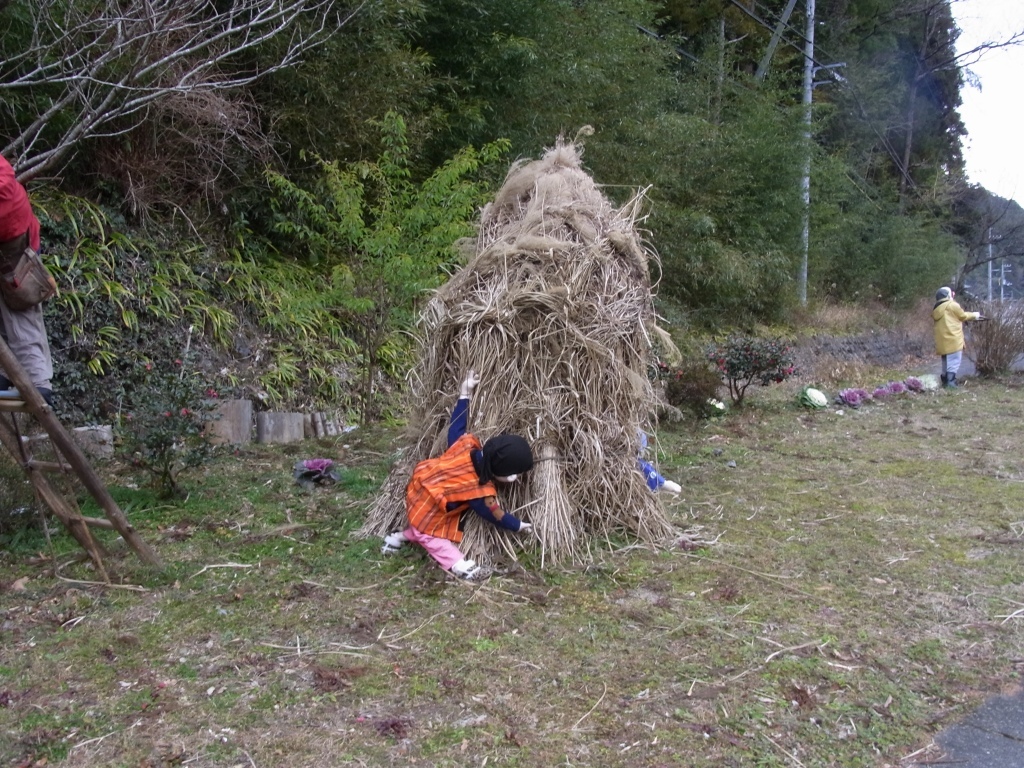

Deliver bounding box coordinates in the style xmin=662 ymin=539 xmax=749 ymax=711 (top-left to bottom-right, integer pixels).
xmin=0 ymin=244 xmax=58 ymax=311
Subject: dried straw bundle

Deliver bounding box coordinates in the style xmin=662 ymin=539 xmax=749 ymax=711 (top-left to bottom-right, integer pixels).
xmin=360 ymin=136 xmax=676 ymax=564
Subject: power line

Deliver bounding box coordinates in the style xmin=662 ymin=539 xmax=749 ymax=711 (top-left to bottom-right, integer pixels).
xmin=727 ymin=0 xmax=838 ymax=73
xmin=635 ymin=24 xmax=775 ymax=100
xmin=747 ymin=0 xmax=921 ymax=188
xmin=745 ymin=0 xmax=851 ymax=67
xmin=636 ymin=25 xmax=701 ymax=64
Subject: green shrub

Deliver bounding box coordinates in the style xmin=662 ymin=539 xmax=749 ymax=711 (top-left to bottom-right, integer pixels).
xmin=663 ymin=356 xmax=724 ymax=418
xmin=264 ymin=112 xmax=510 ymax=423
xmin=707 ymin=336 xmax=797 ymax=406
xmin=115 ymin=357 xmax=218 ymax=498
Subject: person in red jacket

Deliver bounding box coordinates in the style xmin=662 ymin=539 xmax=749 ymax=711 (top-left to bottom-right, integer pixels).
xmin=0 ymin=156 xmax=53 ymax=404
xmin=382 ymin=370 xmax=534 ymax=579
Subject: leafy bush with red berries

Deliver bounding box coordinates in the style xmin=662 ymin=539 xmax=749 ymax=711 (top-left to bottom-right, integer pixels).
xmin=115 ymin=357 xmax=218 ymax=498
xmin=707 ymin=336 xmax=797 ymax=406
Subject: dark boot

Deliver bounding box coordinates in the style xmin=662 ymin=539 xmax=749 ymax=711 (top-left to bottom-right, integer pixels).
xmin=940 ymin=373 xmax=947 ymax=387
xmin=946 ymin=373 xmax=957 ymax=388
xmin=0 ymin=376 xmax=53 ymax=405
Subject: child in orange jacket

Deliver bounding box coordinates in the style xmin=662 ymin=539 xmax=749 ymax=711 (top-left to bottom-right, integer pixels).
xmin=382 ymin=371 xmax=534 ymax=579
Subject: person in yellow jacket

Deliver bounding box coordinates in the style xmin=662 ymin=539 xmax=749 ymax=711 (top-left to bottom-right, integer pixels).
xmin=932 ymin=286 xmax=984 ymax=388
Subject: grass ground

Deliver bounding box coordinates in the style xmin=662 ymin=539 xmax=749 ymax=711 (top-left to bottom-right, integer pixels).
xmin=3 ymin=366 xmax=1024 ymax=767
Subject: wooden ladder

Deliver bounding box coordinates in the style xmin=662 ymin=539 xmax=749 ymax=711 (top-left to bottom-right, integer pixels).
xmin=0 ymin=339 xmax=162 ymax=578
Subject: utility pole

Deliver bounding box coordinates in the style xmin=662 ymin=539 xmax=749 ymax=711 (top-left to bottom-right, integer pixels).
xmin=987 ymin=228 xmax=993 ymax=301
xmin=798 ymin=0 xmax=815 ymax=306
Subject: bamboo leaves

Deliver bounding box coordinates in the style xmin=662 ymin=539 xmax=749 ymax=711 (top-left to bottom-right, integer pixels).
xmin=264 ymin=111 xmax=509 ymax=421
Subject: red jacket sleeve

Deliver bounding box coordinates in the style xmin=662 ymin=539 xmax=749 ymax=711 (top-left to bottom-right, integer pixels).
xmin=0 ymin=156 xmax=41 ymax=250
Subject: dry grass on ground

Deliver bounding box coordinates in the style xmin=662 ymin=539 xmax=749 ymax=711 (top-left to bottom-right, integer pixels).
xmin=793 ymin=300 xmax=919 ymax=337
xmin=3 ymin=368 xmax=1024 ymax=767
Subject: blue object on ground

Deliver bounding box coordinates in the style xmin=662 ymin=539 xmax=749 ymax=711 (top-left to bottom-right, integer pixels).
xmin=638 ymin=457 xmax=665 ymax=491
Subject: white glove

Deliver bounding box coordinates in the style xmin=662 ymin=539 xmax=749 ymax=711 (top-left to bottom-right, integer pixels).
xmin=459 ymin=370 xmax=480 ymax=398
xmin=518 ymin=521 xmax=533 ymax=533
xmin=381 ymin=531 xmax=406 ymax=554
xmin=451 ymin=559 xmax=480 ymax=579
xmin=661 ymin=480 xmax=682 ymax=494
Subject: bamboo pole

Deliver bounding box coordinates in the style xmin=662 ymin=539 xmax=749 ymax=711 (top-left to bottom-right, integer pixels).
xmin=25 ymin=459 xmax=70 ymax=472
xmin=0 ymin=337 xmax=163 ymax=568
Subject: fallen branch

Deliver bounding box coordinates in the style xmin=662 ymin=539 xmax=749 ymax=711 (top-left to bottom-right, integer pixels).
xmin=763 ymin=733 xmax=806 ymax=767
xmin=378 ymin=611 xmax=447 ymax=645
xmin=55 ymin=560 xmax=148 ymax=592
xmin=998 ymin=607 xmax=1024 ymax=624
xmin=681 ymin=553 xmax=819 ymax=599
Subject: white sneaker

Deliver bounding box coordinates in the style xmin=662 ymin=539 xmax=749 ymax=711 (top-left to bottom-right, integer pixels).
xmin=382 ymin=531 xmax=407 ymax=554
xmin=450 ymin=559 xmax=480 ymax=579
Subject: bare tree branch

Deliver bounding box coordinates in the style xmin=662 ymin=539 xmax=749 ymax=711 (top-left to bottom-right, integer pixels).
xmin=1 ymin=0 xmax=363 ymax=181
xmin=955 ymin=191 xmax=1024 ymax=294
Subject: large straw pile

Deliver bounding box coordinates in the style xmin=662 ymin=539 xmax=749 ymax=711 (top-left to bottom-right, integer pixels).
xmin=360 ymin=136 xmax=677 ymax=565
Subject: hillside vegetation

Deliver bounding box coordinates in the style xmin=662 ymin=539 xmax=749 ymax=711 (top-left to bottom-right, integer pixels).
xmin=5 ymin=4 xmax=1024 ymax=763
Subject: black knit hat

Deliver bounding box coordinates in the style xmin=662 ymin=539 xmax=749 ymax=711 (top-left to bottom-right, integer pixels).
xmin=478 ymin=434 xmax=533 ymax=483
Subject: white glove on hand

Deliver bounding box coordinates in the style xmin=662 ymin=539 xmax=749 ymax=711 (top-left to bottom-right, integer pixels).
xmin=459 ymin=369 xmax=480 ymax=398
xmin=661 ymin=480 xmax=682 ymax=494
xmin=518 ymin=521 xmax=533 ymax=533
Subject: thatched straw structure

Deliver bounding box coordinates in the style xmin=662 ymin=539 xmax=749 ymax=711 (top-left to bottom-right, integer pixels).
xmin=360 ymin=136 xmax=677 ymax=565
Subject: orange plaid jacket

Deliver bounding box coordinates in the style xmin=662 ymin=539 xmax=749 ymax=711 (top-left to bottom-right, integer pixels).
xmin=405 ymin=433 xmax=497 ymax=542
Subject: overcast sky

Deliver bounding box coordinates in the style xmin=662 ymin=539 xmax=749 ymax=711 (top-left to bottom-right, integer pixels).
xmin=953 ymin=0 xmax=1024 ymax=204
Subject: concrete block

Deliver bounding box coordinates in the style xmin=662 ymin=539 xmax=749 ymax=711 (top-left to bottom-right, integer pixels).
xmin=72 ymin=425 xmax=114 ymax=459
xmin=206 ymin=399 xmax=253 ymax=445
xmin=256 ymin=412 xmax=305 ymax=444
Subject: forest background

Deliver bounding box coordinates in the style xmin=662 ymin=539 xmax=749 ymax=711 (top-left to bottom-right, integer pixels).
xmin=3 ymin=0 xmax=1024 ymax=426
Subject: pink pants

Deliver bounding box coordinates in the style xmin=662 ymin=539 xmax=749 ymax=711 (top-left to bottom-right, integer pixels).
xmin=403 ymin=526 xmax=464 ymax=571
